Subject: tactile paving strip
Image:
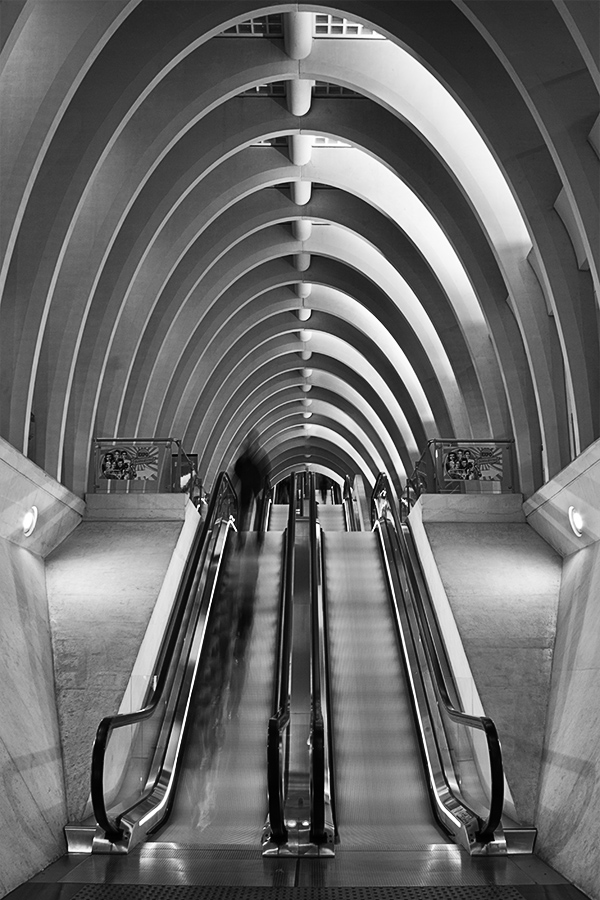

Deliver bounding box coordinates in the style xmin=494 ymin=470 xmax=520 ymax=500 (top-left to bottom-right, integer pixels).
xmin=73 ymin=886 xmax=526 ymax=899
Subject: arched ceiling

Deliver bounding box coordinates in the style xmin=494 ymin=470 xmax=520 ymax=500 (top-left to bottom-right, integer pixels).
xmin=1 ymin=1 xmax=598 ymax=498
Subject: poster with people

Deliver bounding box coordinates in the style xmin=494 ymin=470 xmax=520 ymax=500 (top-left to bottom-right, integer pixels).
xmin=98 ymin=443 xmax=165 ymax=485
xmin=443 ymin=444 xmax=504 ymax=483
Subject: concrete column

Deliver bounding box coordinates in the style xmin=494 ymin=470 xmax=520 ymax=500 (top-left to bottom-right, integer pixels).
xmin=283 ymin=12 xmax=313 ymax=60
xmin=295 ymin=282 xmax=312 ymax=299
xmin=286 ymin=79 xmax=313 ymax=116
xmin=291 ymin=181 xmax=312 ymax=205
xmin=292 ymin=218 xmax=312 ymax=241
xmin=289 ymin=134 xmax=313 ymax=166
xmin=294 ymin=252 xmax=311 ymax=272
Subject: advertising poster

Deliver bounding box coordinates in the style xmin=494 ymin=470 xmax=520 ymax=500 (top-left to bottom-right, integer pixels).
xmin=98 ymin=443 xmax=166 ymax=484
xmin=442 ymin=444 xmax=504 ymax=483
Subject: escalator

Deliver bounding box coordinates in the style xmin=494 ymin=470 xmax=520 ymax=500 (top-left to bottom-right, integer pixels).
xmin=152 ymin=531 xmax=284 ymax=846
xmin=314 ymin=474 xmax=508 ymax=856
xmin=34 ymin=473 xmax=582 ymax=896
xmin=85 ymin=473 xmax=289 ymax=852
xmin=323 ymin=529 xmax=450 ymax=849
xmin=86 ymin=472 xmax=504 ymax=856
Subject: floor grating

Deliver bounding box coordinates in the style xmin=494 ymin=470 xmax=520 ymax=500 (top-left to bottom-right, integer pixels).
xmin=72 ymin=887 xmax=527 ymax=899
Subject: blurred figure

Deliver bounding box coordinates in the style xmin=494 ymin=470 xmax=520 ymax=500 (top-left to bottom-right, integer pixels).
xmin=233 ymin=430 xmax=270 ymax=533
xmin=318 ymin=473 xmax=331 ymax=504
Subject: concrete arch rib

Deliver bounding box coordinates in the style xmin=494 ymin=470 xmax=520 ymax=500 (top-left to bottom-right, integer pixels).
xmin=153 ymin=291 xmax=423 ymax=461
xmin=111 ymin=186 xmax=485 ymax=441
xmin=85 ymin=143 xmax=470 ymax=448
xmin=15 ymin=25 xmax=511 ymax=484
xmin=195 ymin=359 xmax=404 ymax=483
xmin=3 ymin=1 xmax=588 ymax=500
xmin=454 ymin=0 xmax=599 ymax=294
xmin=130 ymin=220 xmax=446 ymax=439
xmin=260 ymin=426 xmax=377 ymax=488
xmin=20 ymin=35 xmax=520 ymax=487
xmin=300 ymin=26 xmax=530 ymax=258
xmin=3 ymin=5 xmax=269 ymax=452
xmin=222 ymin=408 xmax=383 ymax=491
xmin=113 ymin=245 xmax=432 ymax=451
xmin=273 ymin=465 xmax=342 ymax=490
xmin=340 ymin=0 xmax=597 ymax=476
xmin=200 ymin=381 xmax=403 ymax=493
xmin=59 ymin=90 xmax=507 ymax=464
xmin=117 ymin=146 xmax=477 ymax=441
xmin=4 ymin=35 xmax=299 ymax=463
xmin=101 ymin=173 xmax=475 ymax=443
xmin=193 ymin=349 xmax=410 ymax=489
xmin=269 ymin=444 xmax=365 ymax=488
xmin=168 ymin=318 xmax=418 ymax=473
xmin=0 ymin=0 xmax=141 ymax=297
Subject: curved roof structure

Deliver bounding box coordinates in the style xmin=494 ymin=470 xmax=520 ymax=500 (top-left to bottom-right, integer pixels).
xmin=1 ymin=1 xmax=598 ymax=498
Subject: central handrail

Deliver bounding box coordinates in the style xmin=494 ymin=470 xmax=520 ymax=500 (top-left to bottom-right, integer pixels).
xmin=342 ymin=475 xmax=358 ymax=531
xmin=266 ymin=473 xmax=296 ymax=845
xmin=91 ymin=472 xmax=236 ymax=843
xmin=371 ymin=472 xmax=504 ymax=849
xmin=308 ymin=474 xmax=326 ymax=843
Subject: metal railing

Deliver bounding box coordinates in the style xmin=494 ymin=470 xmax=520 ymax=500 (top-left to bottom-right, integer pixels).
xmin=93 ymin=437 xmax=197 ymax=494
xmin=371 ymin=473 xmax=505 ymax=853
xmin=257 ymin=479 xmax=272 ymax=533
xmin=309 ymin=474 xmax=336 ymax=848
xmin=266 ymin=474 xmax=296 ymax=845
xmin=407 ymin=439 xmax=515 ymax=507
xmin=342 ymin=475 xmax=359 ymax=531
xmin=90 ymin=473 xmax=236 ymax=848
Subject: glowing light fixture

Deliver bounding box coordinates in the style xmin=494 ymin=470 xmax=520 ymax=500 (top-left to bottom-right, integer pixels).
xmin=568 ymin=506 xmax=584 ymax=537
xmin=22 ymin=506 xmax=38 ymax=537
xmin=303 ymin=411 xmax=313 ymax=419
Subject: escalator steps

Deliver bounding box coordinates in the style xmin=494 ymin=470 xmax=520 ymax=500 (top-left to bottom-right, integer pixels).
xmin=73 ymin=886 xmax=526 ymax=899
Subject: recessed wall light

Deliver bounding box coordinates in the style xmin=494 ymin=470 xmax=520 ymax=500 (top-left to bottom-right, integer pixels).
xmin=22 ymin=506 xmax=38 ymax=537
xmin=568 ymin=505 xmax=583 ymax=537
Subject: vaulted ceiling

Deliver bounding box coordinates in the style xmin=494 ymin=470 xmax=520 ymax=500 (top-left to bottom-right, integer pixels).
xmin=1 ymin=1 xmax=598 ymax=498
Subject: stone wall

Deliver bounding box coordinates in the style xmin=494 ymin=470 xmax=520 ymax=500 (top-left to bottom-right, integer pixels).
xmin=0 ymin=438 xmax=83 ymax=895
xmin=525 ymin=440 xmax=600 ymax=900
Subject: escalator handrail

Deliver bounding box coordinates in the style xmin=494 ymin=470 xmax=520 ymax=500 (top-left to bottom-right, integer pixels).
xmin=91 ymin=471 xmax=236 ymax=842
xmin=308 ymin=473 xmax=326 ymax=843
xmin=342 ymin=475 xmax=358 ymax=531
xmin=258 ymin=478 xmax=272 ymax=533
xmin=318 ymin=529 xmax=338 ymax=840
xmin=398 ymin=524 xmax=503 ymax=842
xmin=371 ymin=472 xmax=504 ymax=844
xmin=266 ymin=473 xmax=296 ymax=845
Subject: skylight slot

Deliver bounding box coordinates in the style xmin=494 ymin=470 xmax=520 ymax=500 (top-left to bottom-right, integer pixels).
xmin=314 ymin=15 xmax=383 ymax=38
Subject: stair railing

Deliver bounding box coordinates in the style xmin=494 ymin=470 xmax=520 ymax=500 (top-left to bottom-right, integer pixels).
xmin=372 ymin=473 xmax=505 ymax=853
xmin=90 ymin=472 xmax=236 ymax=846
xmin=265 ymin=474 xmax=296 ymax=845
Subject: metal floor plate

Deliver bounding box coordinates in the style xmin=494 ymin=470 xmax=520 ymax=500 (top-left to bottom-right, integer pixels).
xmin=71 ymin=888 xmax=527 ymax=899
